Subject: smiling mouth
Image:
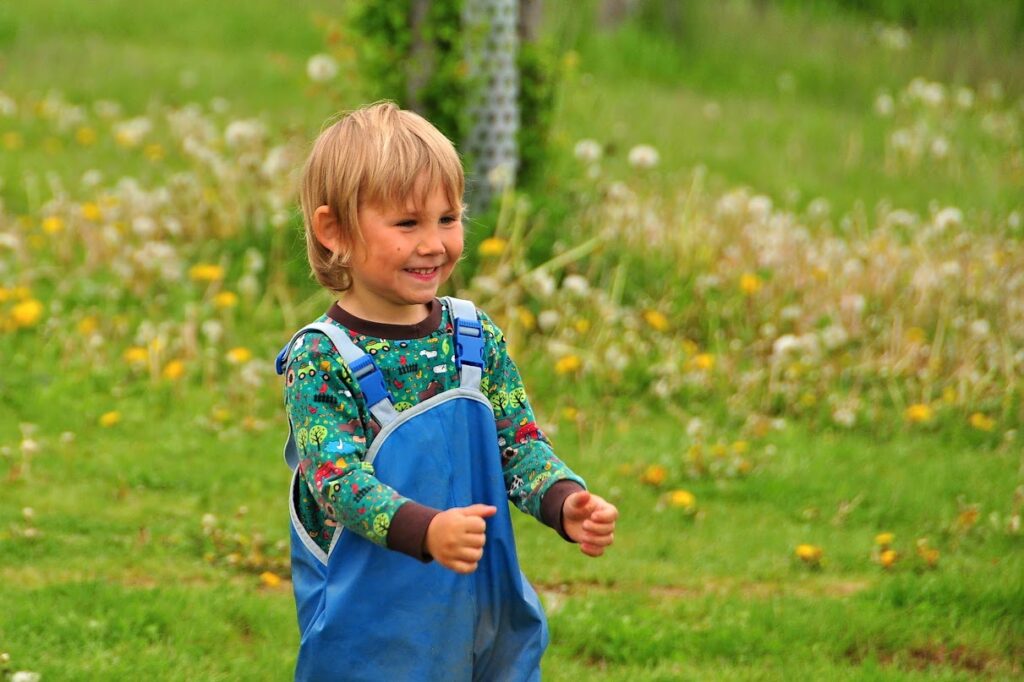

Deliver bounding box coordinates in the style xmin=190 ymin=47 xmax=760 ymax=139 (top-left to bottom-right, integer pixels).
xmin=405 ymin=267 xmax=439 ymax=275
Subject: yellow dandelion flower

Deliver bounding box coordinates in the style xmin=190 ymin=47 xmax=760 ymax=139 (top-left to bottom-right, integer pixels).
xmin=691 ymin=353 xmax=715 ymax=371
xmin=144 ymin=143 xmax=165 ymax=161
xmin=11 ymin=299 xmax=44 ymax=328
xmin=81 ymin=202 xmax=102 ymax=221
xmin=162 ymin=360 xmax=185 ymax=380
xmin=99 ymin=411 xmax=121 ymax=427
xmin=561 ymin=406 xmax=579 ymax=421
xmin=739 ymin=273 xmax=762 ymax=295
xmin=668 ymin=489 xmax=696 ymax=509
xmin=640 ymin=464 xmax=667 ymax=487
xmin=941 ymin=386 xmax=957 ymax=404
xmin=968 ymin=412 xmax=995 ymax=432
xmin=2 ymin=132 xmax=23 ymax=150
xmin=115 ymin=130 xmax=138 ymax=148
xmin=731 ymin=440 xmax=749 ymax=454
xmin=875 ymin=532 xmax=895 ymax=547
xmin=516 ymin=307 xmax=536 ymax=331
xmin=189 ymin=263 xmax=225 ymax=282
xmin=904 ymin=403 xmax=933 ymax=424
xmin=795 ymin=544 xmax=823 ymax=563
xmin=214 ymin=291 xmax=239 ymax=309
xmin=711 ymin=443 xmax=728 ymax=458
xmin=0 ymin=287 xmax=8 ymax=302
xmin=905 ymin=327 xmax=926 ymax=345
xmin=880 ymin=549 xmax=898 ymax=569
xmin=643 ymin=310 xmax=670 ymax=332
xmin=478 ymin=237 xmax=507 ymax=257
xmin=681 ymin=339 xmax=699 ymax=355
xmin=227 ymin=347 xmax=253 ymax=364
xmin=123 ymin=347 xmax=148 ymax=364
xmin=260 ymin=571 xmax=283 ymax=588
xmin=76 ymin=316 xmax=98 ymax=335
xmin=42 ymin=216 xmax=64 ymax=234
xmin=12 ymin=286 xmax=32 ymax=300
xmin=75 ymin=126 xmax=97 ymax=146
xmin=574 ymin=319 xmax=590 ymax=334
xmin=555 ymin=355 xmax=582 ymax=375
xmin=212 ymin=407 xmax=232 ymax=423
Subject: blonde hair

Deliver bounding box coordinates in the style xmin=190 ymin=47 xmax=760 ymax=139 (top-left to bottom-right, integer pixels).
xmin=299 ymin=101 xmax=465 ymax=293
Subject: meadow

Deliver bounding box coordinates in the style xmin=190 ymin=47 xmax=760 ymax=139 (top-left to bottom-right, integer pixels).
xmin=1 ymin=1 xmax=1023 ymax=679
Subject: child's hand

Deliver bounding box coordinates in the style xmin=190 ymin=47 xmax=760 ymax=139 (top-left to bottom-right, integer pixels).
xmin=562 ymin=491 xmax=618 ymax=557
xmin=424 ymin=504 xmax=497 ymax=574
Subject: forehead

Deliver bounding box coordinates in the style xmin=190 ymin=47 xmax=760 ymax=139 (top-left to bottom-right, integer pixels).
xmin=369 ymin=178 xmax=459 ymax=213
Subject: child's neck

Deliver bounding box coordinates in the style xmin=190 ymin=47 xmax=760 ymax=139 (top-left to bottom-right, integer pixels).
xmin=336 ymin=295 xmax=433 ymax=327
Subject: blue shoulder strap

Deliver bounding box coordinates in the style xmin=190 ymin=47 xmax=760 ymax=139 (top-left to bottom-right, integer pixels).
xmin=444 ymin=296 xmax=483 ymax=391
xmin=276 ymin=323 xmax=399 ymax=471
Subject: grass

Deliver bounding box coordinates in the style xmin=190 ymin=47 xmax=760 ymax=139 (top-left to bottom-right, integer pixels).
xmin=1 ymin=0 xmax=1023 ymax=679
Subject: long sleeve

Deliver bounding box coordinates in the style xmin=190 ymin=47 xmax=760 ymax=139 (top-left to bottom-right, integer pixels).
xmin=478 ymin=313 xmax=587 ymax=532
xmin=284 ymin=331 xmax=437 ymax=557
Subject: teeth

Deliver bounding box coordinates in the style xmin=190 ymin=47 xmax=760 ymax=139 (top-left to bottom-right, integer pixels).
xmin=407 ymin=268 xmax=436 ymax=274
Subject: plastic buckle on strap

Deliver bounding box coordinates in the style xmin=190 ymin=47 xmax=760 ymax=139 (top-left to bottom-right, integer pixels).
xmin=348 ymin=355 xmax=392 ymax=407
xmin=454 ymin=319 xmax=485 ymax=369
xmin=275 ymin=344 xmax=291 ymax=375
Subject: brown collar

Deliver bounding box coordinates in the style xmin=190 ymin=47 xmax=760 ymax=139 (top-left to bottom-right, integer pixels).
xmin=326 ymin=298 xmax=443 ymax=340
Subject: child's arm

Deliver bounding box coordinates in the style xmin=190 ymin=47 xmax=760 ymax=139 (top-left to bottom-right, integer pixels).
xmin=561 ymin=490 xmax=618 ymax=557
xmin=285 ymin=332 xmax=439 ymax=559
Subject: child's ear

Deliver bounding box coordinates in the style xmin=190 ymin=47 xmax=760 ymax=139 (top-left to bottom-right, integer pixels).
xmin=312 ymin=205 xmax=345 ymax=254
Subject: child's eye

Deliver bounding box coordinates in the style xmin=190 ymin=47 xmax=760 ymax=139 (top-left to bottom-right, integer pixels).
xmin=395 ymin=220 xmax=416 ymax=228
xmin=440 ymin=215 xmax=460 ymax=226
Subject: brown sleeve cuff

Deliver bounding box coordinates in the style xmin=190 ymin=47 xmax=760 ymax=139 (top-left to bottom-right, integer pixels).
xmin=386 ymin=500 xmax=441 ymax=562
xmin=540 ymin=480 xmax=587 ymax=542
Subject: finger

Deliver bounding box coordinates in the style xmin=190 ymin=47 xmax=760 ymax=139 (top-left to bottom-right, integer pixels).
xmin=589 ymin=506 xmax=619 ymax=523
xmin=462 ymin=504 xmax=498 ymax=519
xmin=566 ymin=490 xmax=591 ymax=511
xmin=582 ymin=520 xmax=615 ymax=534
xmin=579 ymin=543 xmax=605 ymax=557
xmin=464 ymin=516 xmax=488 ymax=534
xmin=451 ymin=559 xmax=480 ymax=574
xmin=462 ymin=533 xmax=486 ymax=550
xmin=457 ymin=546 xmax=484 ymax=563
xmin=575 ymin=532 xmax=614 ymax=547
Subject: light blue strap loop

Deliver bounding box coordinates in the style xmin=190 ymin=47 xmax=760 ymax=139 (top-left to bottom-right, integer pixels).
xmin=444 ymin=297 xmax=483 ymax=391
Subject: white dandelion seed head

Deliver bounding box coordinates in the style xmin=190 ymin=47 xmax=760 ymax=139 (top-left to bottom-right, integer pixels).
xmin=225 ymin=119 xmax=265 ymax=148
xmin=970 ymin=319 xmax=991 ymax=338
xmin=832 ymin=407 xmax=856 ymax=428
xmin=306 ymin=53 xmax=339 ymax=83
xmin=537 ymin=310 xmax=560 ymax=332
xmin=933 ymin=206 xmax=963 ymax=232
xmin=0 ymin=92 xmax=17 ymax=116
xmin=573 ymin=139 xmax=602 ymax=163
xmin=930 ymin=136 xmax=950 ymax=159
xmin=874 ymin=92 xmax=895 ymax=117
xmin=562 ymin=274 xmax=590 ymax=296
xmin=627 ymin=144 xmax=659 ymax=169
xmin=955 ymin=87 xmax=975 ymax=110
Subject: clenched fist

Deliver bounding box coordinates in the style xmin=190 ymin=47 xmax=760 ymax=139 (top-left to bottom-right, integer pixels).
xmin=424 ymin=504 xmax=497 ymax=574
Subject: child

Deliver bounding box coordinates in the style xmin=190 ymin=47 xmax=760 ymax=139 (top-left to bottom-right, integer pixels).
xmin=276 ymin=102 xmax=618 ymax=681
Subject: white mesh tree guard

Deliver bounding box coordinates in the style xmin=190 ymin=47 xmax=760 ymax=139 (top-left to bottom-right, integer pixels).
xmin=462 ymin=0 xmax=519 ymax=206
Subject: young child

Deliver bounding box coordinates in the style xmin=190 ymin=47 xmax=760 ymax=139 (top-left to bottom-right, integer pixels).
xmin=276 ymin=102 xmax=618 ymax=681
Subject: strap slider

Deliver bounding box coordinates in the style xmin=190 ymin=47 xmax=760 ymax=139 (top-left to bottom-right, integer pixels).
xmin=454 ymin=318 xmax=485 ymax=369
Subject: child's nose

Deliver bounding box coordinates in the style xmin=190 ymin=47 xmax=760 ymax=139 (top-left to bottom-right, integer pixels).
xmin=417 ymin=228 xmax=445 ymax=255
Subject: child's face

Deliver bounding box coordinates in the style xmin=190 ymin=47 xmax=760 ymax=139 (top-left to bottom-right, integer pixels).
xmin=343 ymin=181 xmax=463 ymax=324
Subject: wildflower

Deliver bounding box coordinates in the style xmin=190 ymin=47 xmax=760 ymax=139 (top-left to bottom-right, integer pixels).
xmin=478 ymin=237 xmax=507 ymax=257
xmin=795 ymin=544 xmax=823 ymax=565
xmin=260 ymin=571 xmax=284 ymax=588
xmin=879 ymin=549 xmax=898 ymax=569
xmin=691 ymin=353 xmax=715 ymax=371
xmin=573 ymin=319 xmax=590 ymax=334
xmin=562 ymin=274 xmax=590 ymax=296
xmin=627 ymin=144 xmax=659 ymax=169
xmin=515 ymin=307 xmax=536 ymax=331
xmin=77 ymin=316 xmax=98 ymax=335
xmin=916 ymin=538 xmax=939 ymax=568
xmin=2 ymin=131 xmax=22 ymax=149
xmin=81 ymin=202 xmax=102 ymax=221
xmin=227 ymin=347 xmax=253 ymax=364
xmin=306 ymin=53 xmax=339 ymax=83
xmin=11 ymin=299 xmax=44 ymax=328
xmin=875 ymin=532 xmax=894 ymax=547
xmin=537 ymin=310 xmax=560 ymax=332
xmin=832 ymin=408 xmax=856 ymax=428
xmin=113 ymin=117 xmax=152 ymax=148
xmin=99 ymin=411 xmax=121 ymax=427
xmin=643 ymin=310 xmax=669 ymax=332
xmin=739 ymin=273 xmax=762 ymax=295
xmin=554 ymin=355 xmax=582 ymax=375
xmin=189 ymin=263 xmax=225 ymax=282
xmin=144 ymin=143 xmax=165 ymax=161
xmin=904 ymin=403 xmax=933 ymax=424
xmin=123 ymin=346 xmax=148 ymax=364
xmin=11 ymin=672 xmax=42 ymax=682
xmin=214 ymin=291 xmax=239 ymax=309
xmin=561 ymin=407 xmax=578 ymax=421
xmin=225 ymin=119 xmax=265 ymax=148
xmin=874 ymin=92 xmax=895 ymax=117
xmin=668 ymin=489 xmax=696 ymax=510
xmin=42 ymin=215 xmax=64 ymax=233
xmin=162 ymin=360 xmax=185 ymax=380
xmin=76 ymin=126 xmax=97 ymax=145
xmin=640 ymin=464 xmax=667 ymax=487
xmin=573 ymin=139 xmax=602 ymax=163
xmin=942 ymin=387 xmax=957 ymax=404
xmin=969 ymin=413 xmax=995 ymax=432
xmin=933 ymin=207 xmax=963 ymax=232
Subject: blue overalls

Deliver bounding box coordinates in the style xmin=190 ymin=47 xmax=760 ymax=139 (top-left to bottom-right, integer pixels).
xmin=277 ymin=297 xmax=548 ymax=681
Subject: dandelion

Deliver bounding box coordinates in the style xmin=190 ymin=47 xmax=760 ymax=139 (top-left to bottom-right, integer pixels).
xmin=640 ymin=464 xmax=667 ymax=487
xmin=739 ymin=273 xmax=762 ymax=295
xmin=562 ymin=274 xmax=590 ymax=296
xmin=643 ymin=310 xmax=669 ymax=332
xmin=42 ymin=216 xmax=64 ymax=234
xmin=189 ymin=263 xmax=225 ymax=282
xmin=916 ymin=538 xmax=939 ymax=568
xmin=77 ymin=316 xmax=98 ymax=335
xmin=795 ymin=544 xmax=823 ymax=566
xmin=832 ymin=408 xmax=856 ymax=428
xmin=690 ymin=353 xmax=715 ymax=371
xmin=162 ymin=360 xmax=185 ymax=380
xmin=627 ymin=144 xmax=659 ymax=169
xmin=537 ymin=310 xmax=560 ymax=332
xmin=875 ymin=532 xmax=894 ymax=547
xmin=227 ymin=347 xmax=253 ymax=364
xmin=515 ymin=307 xmax=536 ymax=331
xmin=554 ymin=355 xmax=582 ymax=375
xmin=81 ymin=202 xmax=102 ymax=221
xmin=11 ymin=299 xmax=44 ymax=328
xmin=879 ymin=549 xmax=898 ymax=569
xmin=874 ymin=92 xmax=895 ymax=117
xmin=969 ymin=413 xmax=995 ymax=432
xmin=561 ymin=407 xmax=578 ymax=421
xmin=123 ymin=346 xmax=148 ymax=364
xmin=573 ymin=139 xmax=602 ymax=163
xmin=99 ymin=411 xmax=121 ymax=427
xmin=225 ymin=119 xmax=265 ymax=148
xmin=214 ymin=291 xmax=239 ymax=309
xmin=75 ymin=126 xmax=97 ymax=146
xmin=11 ymin=672 xmax=42 ymax=682
xmin=904 ymin=403 xmax=933 ymax=424
xmin=144 ymin=143 xmax=165 ymax=161
xmin=478 ymin=237 xmax=507 ymax=257
xmin=306 ymin=53 xmax=339 ymax=83
xmin=260 ymin=571 xmax=284 ymax=588
xmin=668 ymin=489 xmax=696 ymax=510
